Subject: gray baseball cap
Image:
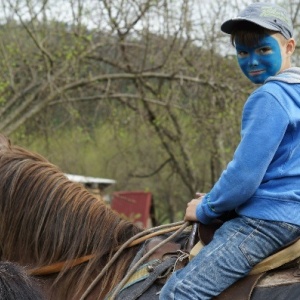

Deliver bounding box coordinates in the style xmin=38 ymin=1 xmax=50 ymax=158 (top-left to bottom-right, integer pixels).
xmin=221 ymin=2 xmax=293 ymax=39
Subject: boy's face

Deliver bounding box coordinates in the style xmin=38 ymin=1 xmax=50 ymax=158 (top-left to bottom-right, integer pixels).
xmin=235 ymin=34 xmax=287 ymax=84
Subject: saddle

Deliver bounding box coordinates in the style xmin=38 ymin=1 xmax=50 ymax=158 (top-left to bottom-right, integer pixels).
xmin=114 ymin=215 xmax=300 ymax=300
xmin=194 ymin=216 xmax=300 ymax=300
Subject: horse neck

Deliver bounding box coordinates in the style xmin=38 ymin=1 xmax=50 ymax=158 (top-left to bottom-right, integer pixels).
xmin=1 ymin=180 xmax=142 ymax=299
xmin=0 ymin=143 xmax=143 ymax=299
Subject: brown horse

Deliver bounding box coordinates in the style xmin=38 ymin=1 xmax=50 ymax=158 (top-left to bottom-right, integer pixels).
xmin=1 ymin=133 xmax=300 ymax=300
xmin=0 ymin=133 xmax=147 ymax=299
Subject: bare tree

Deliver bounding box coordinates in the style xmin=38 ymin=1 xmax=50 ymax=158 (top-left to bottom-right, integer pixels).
xmin=0 ymin=0 xmax=298 ymax=221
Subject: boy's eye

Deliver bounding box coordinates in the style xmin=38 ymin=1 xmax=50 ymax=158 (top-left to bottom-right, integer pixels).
xmin=237 ymin=50 xmax=248 ymax=58
xmin=258 ymin=47 xmax=272 ymax=54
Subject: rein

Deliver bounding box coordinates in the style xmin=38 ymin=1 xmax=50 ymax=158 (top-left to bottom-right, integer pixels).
xmin=28 ymin=221 xmax=187 ymax=276
xmin=103 ymin=221 xmax=190 ymax=300
xmin=80 ymin=221 xmax=190 ymax=300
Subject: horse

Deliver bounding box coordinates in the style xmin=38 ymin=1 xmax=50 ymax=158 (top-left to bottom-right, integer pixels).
xmin=0 ymin=133 xmax=300 ymax=300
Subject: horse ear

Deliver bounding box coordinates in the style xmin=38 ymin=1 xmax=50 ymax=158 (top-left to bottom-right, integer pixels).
xmin=0 ymin=134 xmax=11 ymax=150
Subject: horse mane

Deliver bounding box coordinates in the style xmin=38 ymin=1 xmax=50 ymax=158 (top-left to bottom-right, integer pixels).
xmin=0 ymin=134 xmax=143 ymax=299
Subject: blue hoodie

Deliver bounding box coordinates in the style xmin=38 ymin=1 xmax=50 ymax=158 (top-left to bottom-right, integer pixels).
xmin=196 ymin=67 xmax=300 ymax=225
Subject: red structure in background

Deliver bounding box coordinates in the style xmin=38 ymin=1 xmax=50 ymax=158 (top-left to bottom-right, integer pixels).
xmin=111 ymin=191 xmax=154 ymax=228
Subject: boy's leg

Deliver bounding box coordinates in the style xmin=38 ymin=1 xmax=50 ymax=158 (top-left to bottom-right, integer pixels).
xmin=159 ymin=216 xmax=300 ymax=300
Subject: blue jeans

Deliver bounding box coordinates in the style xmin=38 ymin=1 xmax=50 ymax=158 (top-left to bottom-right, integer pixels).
xmin=159 ymin=216 xmax=300 ymax=300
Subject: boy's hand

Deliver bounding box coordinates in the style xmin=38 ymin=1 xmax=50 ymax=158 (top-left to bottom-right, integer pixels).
xmin=184 ymin=193 xmax=206 ymax=221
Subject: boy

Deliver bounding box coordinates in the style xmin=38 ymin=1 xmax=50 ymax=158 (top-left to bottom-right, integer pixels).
xmin=159 ymin=2 xmax=300 ymax=299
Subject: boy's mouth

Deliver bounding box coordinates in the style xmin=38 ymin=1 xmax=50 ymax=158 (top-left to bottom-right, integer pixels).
xmin=249 ymin=69 xmax=265 ymax=76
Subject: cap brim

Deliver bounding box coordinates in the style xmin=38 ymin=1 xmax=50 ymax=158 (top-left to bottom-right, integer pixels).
xmin=221 ymin=18 xmax=280 ymax=35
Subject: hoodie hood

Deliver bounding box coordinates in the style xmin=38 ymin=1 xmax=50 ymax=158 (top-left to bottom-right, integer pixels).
xmin=265 ymin=67 xmax=300 ymax=84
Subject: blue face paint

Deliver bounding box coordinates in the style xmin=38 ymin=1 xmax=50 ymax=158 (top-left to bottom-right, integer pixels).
xmin=235 ymin=35 xmax=282 ymax=84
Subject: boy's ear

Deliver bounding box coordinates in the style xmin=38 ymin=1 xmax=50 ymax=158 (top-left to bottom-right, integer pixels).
xmin=286 ymin=38 xmax=296 ymax=56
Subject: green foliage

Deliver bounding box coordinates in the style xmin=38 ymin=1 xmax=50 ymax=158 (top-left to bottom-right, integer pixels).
xmin=12 ymin=83 xmax=241 ymax=225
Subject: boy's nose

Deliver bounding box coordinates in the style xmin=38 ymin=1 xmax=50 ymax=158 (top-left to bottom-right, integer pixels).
xmin=248 ymin=54 xmax=259 ymax=67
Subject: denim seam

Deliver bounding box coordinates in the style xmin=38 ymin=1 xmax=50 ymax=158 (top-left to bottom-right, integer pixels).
xmin=277 ymin=221 xmax=300 ymax=233
xmin=238 ymin=219 xmax=264 ymax=267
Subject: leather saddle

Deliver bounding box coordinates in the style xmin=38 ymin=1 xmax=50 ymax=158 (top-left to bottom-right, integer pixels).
xmin=194 ymin=213 xmax=300 ymax=300
xmin=143 ymin=212 xmax=300 ymax=300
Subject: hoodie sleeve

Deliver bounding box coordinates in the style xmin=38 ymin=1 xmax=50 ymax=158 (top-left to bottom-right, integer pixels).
xmin=196 ymin=89 xmax=289 ymax=224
